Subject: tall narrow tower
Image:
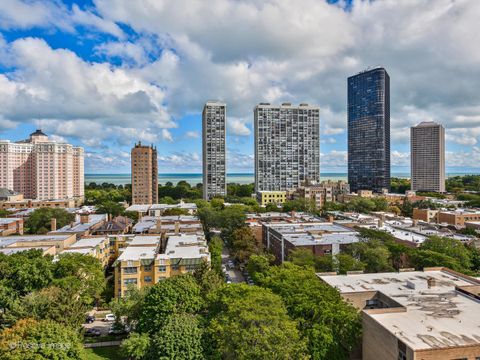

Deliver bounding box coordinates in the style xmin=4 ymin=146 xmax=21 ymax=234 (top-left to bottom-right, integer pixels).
xmin=131 ymin=142 xmax=158 ymax=205
xmin=202 ymin=101 xmax=227 ymax=200
xmin=411 ymin=121 xmax=445 ymax=192
xmin=348 ymin=67 xmax=390 ymax=193
xmin=254 ymin=103 xmax=320 ymax=191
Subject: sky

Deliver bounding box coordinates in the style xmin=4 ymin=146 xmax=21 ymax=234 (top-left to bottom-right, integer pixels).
xmin=0 ymin=0 xmax=479 ymax=174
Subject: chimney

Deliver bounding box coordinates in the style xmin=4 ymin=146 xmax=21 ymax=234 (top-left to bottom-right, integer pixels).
xmin=328 ymin=215 xmax=334 ymax=223
xmin=155 ymin=218 xmax=162 ymax=234
xmin=108 ymin=214 xmax=112 ymax=221
xmin=50 ymin=218 xmax=57 ymax=231
xmin=427 ymin=277 xmax=436 ymax=288
xmin=175 ymin=221 xmax=180 ymax=234
xmin=80 ymin=214 xmax=89 ymax=224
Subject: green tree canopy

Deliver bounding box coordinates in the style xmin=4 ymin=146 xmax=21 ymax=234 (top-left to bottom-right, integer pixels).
xmin=53 ymin=253 xmax=105 ymax=305
xmin=138 ymin=275 xmax=203 ymax=334
xmin=148 ymin=313 xmax=204 ymax=360
xmin=25 ymin=208 xmax=75 ymax=234
xmin=250 ymin=262 xmax=361 ymax=359
xmin=207 ymin=284 xmax=308 ymax=360
xmin=0 ymin=318 xmax=85 ymax=360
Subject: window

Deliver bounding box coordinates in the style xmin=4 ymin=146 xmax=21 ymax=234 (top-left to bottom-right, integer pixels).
xmin=397 ymin=340 xmax=407 ymax=360
xmin=143 ymin=265 xmax=152 ymax=271
xmin=171 ymin=265 xmax=179 ymax=270
xmin=123 ymin=267 xmax=137 ymax=274
xmin=158 ymin=266 xmax=166 ymax=272
xmin=144 ymin=276 xmax=152 ymax=282
xmin=123 ymin=278 xmax=137 ymax=285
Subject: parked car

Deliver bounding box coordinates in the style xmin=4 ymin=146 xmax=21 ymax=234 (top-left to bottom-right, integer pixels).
xmin=84 ymin=328 xmax=101 ymax=337
xmin=108 ymin=324 xmax=127 ymax=335
xmin=85 ymin=315 xmax=95 ymax=324
xmin=103 ymin=314 xmax=116 ymax=322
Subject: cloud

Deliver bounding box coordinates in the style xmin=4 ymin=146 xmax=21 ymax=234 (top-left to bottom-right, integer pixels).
xmin=158 ymin=152 xmax=201 ymax=170
xmin=1 ymin=0 xmax=480 ymax=172
xmin=184 ymin=131 xmax=199 ymax=139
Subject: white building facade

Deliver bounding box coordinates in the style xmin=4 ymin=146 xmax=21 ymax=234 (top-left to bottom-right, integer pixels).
xmin=254 ymin=103 xmax=320 ymax=191
xmin=0 ymin=130 xmax=84 ymax=200
xmin=202 ymin=101 xmax=227 ymax=200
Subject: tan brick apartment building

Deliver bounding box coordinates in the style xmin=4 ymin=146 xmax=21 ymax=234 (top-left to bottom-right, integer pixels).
xmin=319 ymin=269 xmax=480 ymax=360
xmin=131 ymin=142 xmax=158 ymax=205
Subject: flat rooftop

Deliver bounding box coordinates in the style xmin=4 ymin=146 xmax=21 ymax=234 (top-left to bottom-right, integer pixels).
xmin=319 ymin=270 xmax=480 ymax=351
xmin=128 ymin=235 xmax=161 ymax=246
xmin=117 ymin=246 xmax=157 ymax=262
xmin=61 ymin=248 xmax=94 ymax=255
xmin=267 ymin=222 xmax=360 ymax=246
xmin=0 ymin=246 xmax=53 ymax=255
xmin=0 ymin=234 xmax=73 ymax=248
xmin=158 ymin=234 xmax=209 ymax=260
xmin=69 ymin=237 xmax=106 ymax=248
xmin=0 ymin=218 xmax=22 ymax=225
xmin=52 ymin=214 xmax=106 ymax=233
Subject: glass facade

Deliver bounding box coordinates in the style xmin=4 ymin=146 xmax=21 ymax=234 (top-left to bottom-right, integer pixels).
xmin=347 ymin=68 xmax=390 ymax=193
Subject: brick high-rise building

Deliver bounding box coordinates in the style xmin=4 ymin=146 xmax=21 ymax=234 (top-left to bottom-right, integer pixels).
xmin=0 ymin=130 xmax=84 ymax=200
xmin=411 ymin=121 xmax=445 ymax=192
xmin=348 ymin=67 xmax=390 ymax=193
xmin=202 ymin=101 xmax=227 ymax=200
xmin=131 ymin=142 xmax=158 ymax=205
xmin=254 ymin=103 xmax=320 ymax=192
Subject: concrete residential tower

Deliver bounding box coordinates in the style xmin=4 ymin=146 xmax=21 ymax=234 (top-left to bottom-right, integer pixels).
xmin=348 ymin=67 xmax=390 ymax=193
xmin=411 ymin=121 xmax=445 ymax=192
xmin=131 ymin=142 xmax=158 ymax=205
xmin=0 ymin=130 xmax=84 ymax=200
xmin=202 ymin=101 xmax=226 ymax=200
xmin=254 ymin=103 xmax=320 ymax=191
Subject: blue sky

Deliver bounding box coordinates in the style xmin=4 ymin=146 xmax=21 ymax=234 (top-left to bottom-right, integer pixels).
xmin=0 ymin=0 xmax=479 ymax=174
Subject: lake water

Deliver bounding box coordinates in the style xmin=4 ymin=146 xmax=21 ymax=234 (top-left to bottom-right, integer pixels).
xmin=85 ymin=172 xmax=478 ymax=186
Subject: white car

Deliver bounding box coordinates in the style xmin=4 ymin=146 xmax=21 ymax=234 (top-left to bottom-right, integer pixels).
xmin=103 ymin=314 xmax=116 ymax=322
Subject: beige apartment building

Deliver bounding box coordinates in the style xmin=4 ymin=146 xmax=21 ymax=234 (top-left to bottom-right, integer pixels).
xmin=411 ymin=121 xmax=445 ymax=192
xmin=296 ymin=181 xmax=350 ymax=209
xmin=131 ymin=142 xmax=158 ymax=205
xmin=113 ymin=234 xmax=210 ymax=297
xmin=319 ymin=268 xmax=480 ymax=360
xmin=0 ymin=130 xmax=84 ymax=201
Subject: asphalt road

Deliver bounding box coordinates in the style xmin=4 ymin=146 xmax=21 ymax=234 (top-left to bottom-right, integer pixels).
xmin=221 ymin=245 xmax=245 ymax=283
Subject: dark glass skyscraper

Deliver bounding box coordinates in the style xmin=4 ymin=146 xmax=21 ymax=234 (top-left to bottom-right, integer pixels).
xmin=347 ymin=67 xmax=390 ymax=193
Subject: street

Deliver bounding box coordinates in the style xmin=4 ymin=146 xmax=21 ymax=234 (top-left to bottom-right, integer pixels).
xmin=221 ymin=244 xmax=245 ymax=283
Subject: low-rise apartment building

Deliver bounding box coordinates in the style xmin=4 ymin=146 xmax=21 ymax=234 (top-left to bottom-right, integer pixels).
xmin=114 ymin=234 xmax=210 ymax=297
xmin=125 ymin=202 xmax=198 ymax=217
xmin=263 ymin=221 xmax=360 ymax=263
xmin=413 ymin=208 xmax=480 ymax=227
xmin=0 ymin=234 xmax=77 ymax=255
xmin=50 ymin=214 xmax=107 ymax=238
xmin=0 ymin=217 xmax=23 ymax=235
xmin=256 ymin=191 xmax=287 ymax=206
xmin=295 ymin=181 xmax=350 ymax=209
xmin=60 ymin=236 xmax=111 ymax=267
xmin=319 ymin=268 xmax=480 ymax=360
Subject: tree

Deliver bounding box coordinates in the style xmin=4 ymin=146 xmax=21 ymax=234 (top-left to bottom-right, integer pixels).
xmin=53 ymin=253 xmax=105 ymax=305
xmin=0 ymin=318 xmax=85 ymax=360
xmin=0 ymin=250 xmax=53 ymax=296
xmin=347 ymin=241 xmax=394 ymax=273
xmin=121 ymin=333 xmax=151 ymax=360
xmin=96 ymin=200 xmax=125 ymax=217
xmin=148 ymin=314 xmax=204 ymax=360
xmin=251 ymin=263 xmax=361 ymax=359
xmin=246 ymin=255 xmax=274 ymax=277
xmin=336 ymin=254 xmax=365 ymax=274
xmin=410 ymin=249 xmax=462 ymax=271
xmin=16 ymin=286 xmax=86 ymax=329
xmin=207 ymin=284 xmax=308 ymax=360
xmin=289 ymin=248 xmax=315 ymax=268
xmin=138 ymin=275 xmax=203 ymax=334
xmin=162 ymin=208 xmax=189 ymax=216
xmin=387 ymin=205 xmax=401 ymax=216
xmin=25 ymin=208 xmax=75 ymax=234
xmin=230 ymin=227 xmax=259 ymax=263
xmin=193 ymin=261 xmax=224 ymax=298
xmin=110 ymin=285 xmax=147 ymax=332
xmin=208 ymin=236 xmax=223 ymax=273
xmin=420 ymin=236 xmax=472 ymax=269
xmin=282 ymin=199 xmax=308 ymax=212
